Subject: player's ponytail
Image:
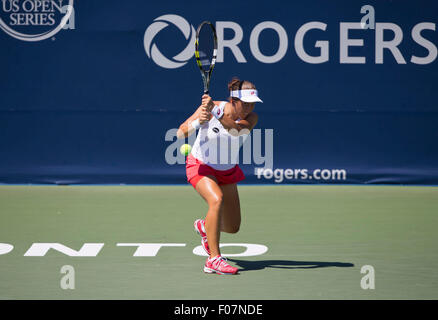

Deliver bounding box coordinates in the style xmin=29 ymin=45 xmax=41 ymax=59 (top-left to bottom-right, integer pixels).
xmin=228 ymin=77 xmax=256 ymax=92
xmin=228 ymin=77 xmax=242 ymax=91
xmin=228 ymin=77 xmax=257 ymax=102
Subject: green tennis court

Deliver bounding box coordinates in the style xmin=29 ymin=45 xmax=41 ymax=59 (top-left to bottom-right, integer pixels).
xmin=1 ymin=185 xmax=437 ymax=300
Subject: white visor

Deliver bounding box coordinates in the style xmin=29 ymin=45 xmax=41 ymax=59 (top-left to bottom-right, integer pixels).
xmin=230 ymin=89 xmax=263 ymax=103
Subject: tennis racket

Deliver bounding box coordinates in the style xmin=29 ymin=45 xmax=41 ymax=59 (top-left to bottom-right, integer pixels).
xmin=194 ymin=21 xmax=218 ymax=94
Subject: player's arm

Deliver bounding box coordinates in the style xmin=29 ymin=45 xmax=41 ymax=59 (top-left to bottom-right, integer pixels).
xmin=220 ymin=109 xmax=258 ymax=135
xmin=202 ymin=95 xmax=258 ymax=136
xmin=177 ymin=105 xmax=211 ymax=139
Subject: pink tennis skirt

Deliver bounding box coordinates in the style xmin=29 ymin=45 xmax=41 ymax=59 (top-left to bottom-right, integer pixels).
xmin=186 ymin=153 xmax=245 ymax=188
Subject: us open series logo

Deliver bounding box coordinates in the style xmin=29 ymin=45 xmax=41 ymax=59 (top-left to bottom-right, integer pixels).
xmin=0 ymin=0 xmax=75 ymax=41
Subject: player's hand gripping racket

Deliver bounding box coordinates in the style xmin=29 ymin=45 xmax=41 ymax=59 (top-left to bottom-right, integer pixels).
xmin=195 ymin=21 xmax=217 ymax=94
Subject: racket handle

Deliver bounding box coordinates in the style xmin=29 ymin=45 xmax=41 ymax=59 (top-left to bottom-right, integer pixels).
xmin=204 ymin=90 xmax=209 ymax=95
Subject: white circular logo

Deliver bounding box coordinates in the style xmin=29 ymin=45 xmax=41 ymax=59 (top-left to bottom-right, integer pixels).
xmin=0 ymin=0 xmax=74 ymax=42
xmin=144 ymin=14 xmax=196 ymax=69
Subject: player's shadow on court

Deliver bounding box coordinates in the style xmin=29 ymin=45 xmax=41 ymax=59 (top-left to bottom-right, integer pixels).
xmin=228 ymin=259 xmax=354 ymax=272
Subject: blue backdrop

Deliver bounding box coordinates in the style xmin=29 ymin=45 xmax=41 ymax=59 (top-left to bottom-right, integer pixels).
xmin=0 ymin=0 xmax=437 ymax=185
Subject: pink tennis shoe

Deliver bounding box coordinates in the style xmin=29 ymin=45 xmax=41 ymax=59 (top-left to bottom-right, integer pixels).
xmin=204 ymin=255 xmax=239 ymax=275
xmin=194 ymin=219 xmax=210 ymax=255
xmin=194 ymin=219 xmax=239 ymax=275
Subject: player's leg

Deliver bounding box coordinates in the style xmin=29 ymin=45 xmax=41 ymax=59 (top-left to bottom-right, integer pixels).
xmin=195 ymin=175 xmax=223 ymax=258
xmin=219 ymin=183 xmax=241 ymax=234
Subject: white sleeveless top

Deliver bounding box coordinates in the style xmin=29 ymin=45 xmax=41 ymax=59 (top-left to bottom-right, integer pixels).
xmin=191 ymin=101 xmax=250 ymax=171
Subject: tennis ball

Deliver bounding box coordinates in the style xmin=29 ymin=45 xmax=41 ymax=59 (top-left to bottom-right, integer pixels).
xmin=180 ymin=144 xmax=192 ymax=156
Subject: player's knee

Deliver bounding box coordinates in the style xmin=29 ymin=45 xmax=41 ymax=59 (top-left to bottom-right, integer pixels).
xmin=209 ymin=194 xmax=223 ymax=210
xmin=227 ymin=225 xmax=240 ymax=234
xmin=223 ymin=221 xmax=240 ymax=233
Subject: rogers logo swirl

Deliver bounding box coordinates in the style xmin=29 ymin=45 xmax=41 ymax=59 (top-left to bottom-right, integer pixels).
xmin=143 ymin=14 xmax=196 ymax=69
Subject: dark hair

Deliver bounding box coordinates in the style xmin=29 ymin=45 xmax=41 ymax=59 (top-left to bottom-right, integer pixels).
xmin=228 ymin=77 xmax=256 ymax=92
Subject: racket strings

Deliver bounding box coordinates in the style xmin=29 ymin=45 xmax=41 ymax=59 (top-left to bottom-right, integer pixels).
xmin=195 ymin=21 xmax=217 ymax=93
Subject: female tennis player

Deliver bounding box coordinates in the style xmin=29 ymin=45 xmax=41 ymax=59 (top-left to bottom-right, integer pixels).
xmin=177 ymin=78 xmax=263 ymax=275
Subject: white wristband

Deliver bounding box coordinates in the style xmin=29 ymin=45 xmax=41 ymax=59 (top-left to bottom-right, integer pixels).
xmin=191 ymin=118 xmax=202 ymax=130
xmin=211 ymin=104 xmax=224 ymax=120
